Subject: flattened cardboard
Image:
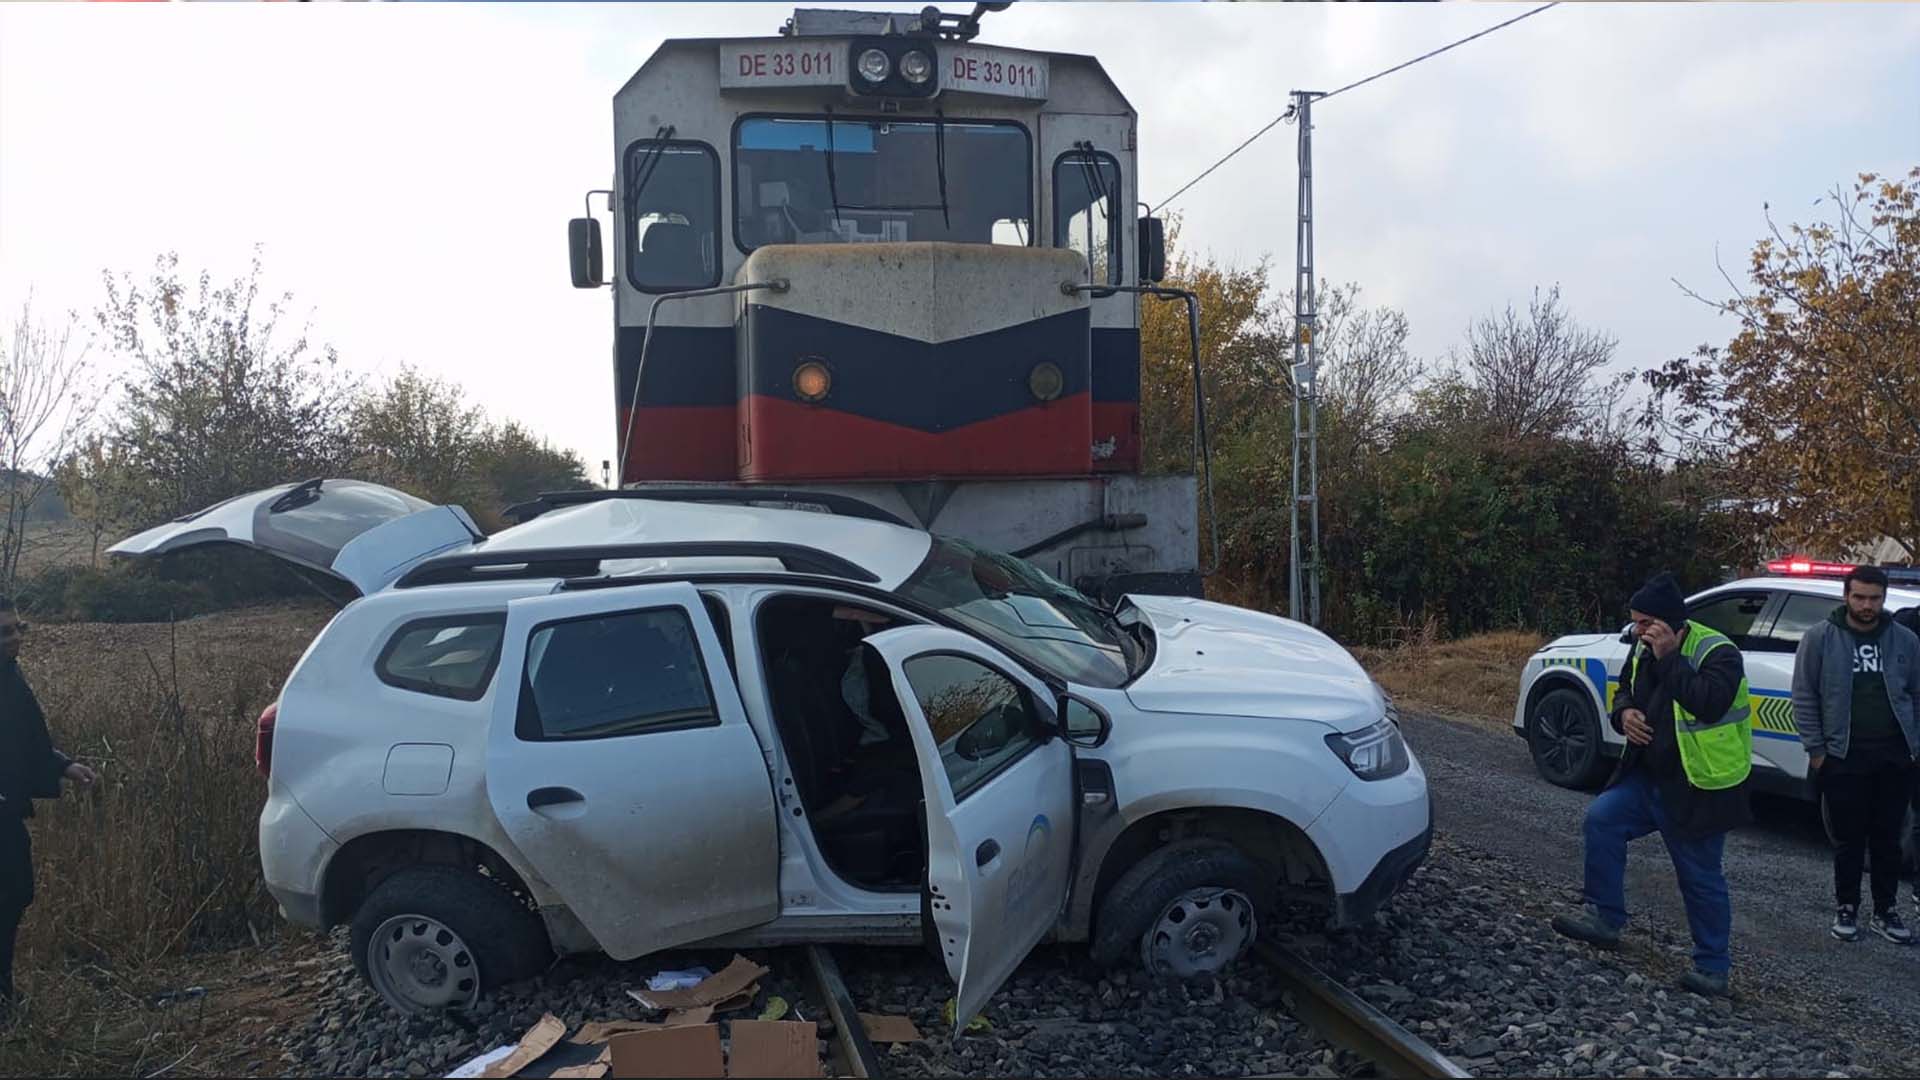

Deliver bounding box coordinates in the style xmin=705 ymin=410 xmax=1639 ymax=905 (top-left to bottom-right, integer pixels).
xmin=546 ymin=1046 xmax=612 ymax=1080
xmin=481 ymin=1013 xmax=567 ymax=1079
xmin=662 ymin=1005 xmax=715 ymax=1028
xmin=629 ymin=955 xmax=768 ymax=1010
xmin=857 ymin=1013 xmax=923 ymax=1043
xmin=608 ymin=1024 xmax=725 ymax=1079
xmin=572 ymin=1020 xmax=667 ymax=1046
xmin=725 ymin=1020 xmax=821 ymax=1079
xmin=707 ymin=988 xmax=758 ymax=1015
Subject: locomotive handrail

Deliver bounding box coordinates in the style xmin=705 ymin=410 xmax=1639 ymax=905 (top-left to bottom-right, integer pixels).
xmin=617 ymin=279 xmax=791 ymax=486
xmin=1065 ymin=283 xmax=1220 ymax=577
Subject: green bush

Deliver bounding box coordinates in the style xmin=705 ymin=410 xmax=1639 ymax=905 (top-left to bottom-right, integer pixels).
xmin=16 ymin=545 xmax=337 ymax=623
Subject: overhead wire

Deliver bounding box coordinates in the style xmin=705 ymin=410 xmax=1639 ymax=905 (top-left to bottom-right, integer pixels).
xmin=1150 ymin=2 xmax=1560 ymax=214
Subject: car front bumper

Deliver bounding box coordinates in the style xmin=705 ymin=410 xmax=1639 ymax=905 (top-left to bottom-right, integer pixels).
xmin=1330 ymin=793 xmax=1433 ymax=928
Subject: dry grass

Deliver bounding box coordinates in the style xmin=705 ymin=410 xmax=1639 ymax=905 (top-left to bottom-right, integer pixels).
xmin=1351 ymin=626 xmax=1547 ymax=728
xmin=1 ymin=601 xmax=335 ymax=1077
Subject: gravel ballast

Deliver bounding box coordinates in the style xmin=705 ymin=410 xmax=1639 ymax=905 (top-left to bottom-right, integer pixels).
xmin=275 ymin=828 xmax=1886 ymax=1078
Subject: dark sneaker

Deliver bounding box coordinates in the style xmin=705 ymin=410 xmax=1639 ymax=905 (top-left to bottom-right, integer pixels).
xmin=1832 ymin=904 xmax=1860 ymax=942
xmin=1679 ymin=968 xmax=1730 ymax=997
xmin=1551 ymin=904 xmax=1622 ymax=950
xmin=1871 ymin=908 xmax=1914 ymax=945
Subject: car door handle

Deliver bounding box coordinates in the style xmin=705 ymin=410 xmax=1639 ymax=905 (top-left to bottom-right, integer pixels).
xmin=527 ymin=786 xmax=585 ymax=810
xmin=976 ymin=839 xmax=1001 ymax=867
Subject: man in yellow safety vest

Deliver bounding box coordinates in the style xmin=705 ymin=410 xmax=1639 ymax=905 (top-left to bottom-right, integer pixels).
xmin=1552 ymin=572 xmax=1753 ymax=997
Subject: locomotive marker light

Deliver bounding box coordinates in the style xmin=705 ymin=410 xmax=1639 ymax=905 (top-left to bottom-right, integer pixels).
xmin=794 ymin=360 xmax=833 ymax=403
xmin=1028 ymin=362 xmax=1065 ymax=402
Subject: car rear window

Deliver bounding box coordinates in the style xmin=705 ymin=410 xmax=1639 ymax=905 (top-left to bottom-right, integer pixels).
xmin=376 ymin=614 xmax=507 ymax=701
xmin=517 ymin=607 xmax=718 ymax=741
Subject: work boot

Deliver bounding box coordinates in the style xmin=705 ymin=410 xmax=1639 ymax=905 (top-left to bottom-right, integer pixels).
xmin=1871 ymin=908 xmax=1914 ymax=945
xmin=1551 ymin=904 xmax=1622 ymax=950
xmin=1678 ymin=968 xmax=1729 ymax=997
xmin=1832 ymin=904 xmax=1860 ymax=942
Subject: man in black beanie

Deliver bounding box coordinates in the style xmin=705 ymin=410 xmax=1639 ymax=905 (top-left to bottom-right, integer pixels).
xmin=1552 ymin=572 xmax=1753 ymax=997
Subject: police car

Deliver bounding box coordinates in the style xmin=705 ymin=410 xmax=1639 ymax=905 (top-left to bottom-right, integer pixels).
xmin=1513 ymin=558 xmax=1920 ymax=814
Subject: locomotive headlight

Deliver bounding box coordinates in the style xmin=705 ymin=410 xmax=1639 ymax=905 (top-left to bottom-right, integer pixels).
xmin=857 ymin=48 xmax=892 ymax=83
xmin=794 ymin=360 xmax=832 ymax=403
xmin=1028 ymin=361 xmax=1064 ymax=402
xmin=899 ymin=50 xmax=933 ymax=84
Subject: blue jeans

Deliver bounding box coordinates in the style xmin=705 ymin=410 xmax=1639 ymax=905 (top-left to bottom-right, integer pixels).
xmin=1582 ymin=768 xmax=1732 ymax=974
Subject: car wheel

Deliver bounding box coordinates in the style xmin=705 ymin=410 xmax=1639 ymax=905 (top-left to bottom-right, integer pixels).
xmin=349 ymin=866 xmax=549 ymax=1015
xmin=1090 ymin=841 xmax=1273 ymax=979
xmin=1529 ymin=686 xmax=1609 ymax=790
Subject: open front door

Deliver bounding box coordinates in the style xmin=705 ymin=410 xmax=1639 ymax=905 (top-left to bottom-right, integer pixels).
xmin=863 ymin=625 xmax=1076 ymax=1030
xmin=486 ymin=581 xmax=778 ymax=959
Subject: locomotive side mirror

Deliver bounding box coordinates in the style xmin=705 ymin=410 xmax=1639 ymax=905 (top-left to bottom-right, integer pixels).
xmin=569 ymin=218 xmax=604 ymax=289
xmin=1137 ymin=215 xmax=1166 ymax=283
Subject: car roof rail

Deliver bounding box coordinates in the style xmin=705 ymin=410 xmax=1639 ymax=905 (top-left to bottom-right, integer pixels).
xmin=393 ymin=542 xmax=881 ymax=589
xmin=500 ymin=487 xmax=914 ymax=529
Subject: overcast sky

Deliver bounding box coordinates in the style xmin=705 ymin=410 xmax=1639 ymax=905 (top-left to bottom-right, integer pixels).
xmin=3 ymin=1 xmax=1916 ymax=483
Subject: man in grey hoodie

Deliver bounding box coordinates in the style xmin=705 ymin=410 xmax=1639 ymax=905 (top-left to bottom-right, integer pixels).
xmin=1793 ymin=566 xmax=1920 ymax=945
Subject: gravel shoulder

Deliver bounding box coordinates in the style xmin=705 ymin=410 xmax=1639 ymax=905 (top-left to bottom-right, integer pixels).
xmin=1398 ymin=709 xmax=1919 ymax=1074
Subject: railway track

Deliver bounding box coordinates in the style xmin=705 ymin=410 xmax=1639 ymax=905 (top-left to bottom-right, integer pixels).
xmin=805 ymin=942 xmax=1470 ymax=1080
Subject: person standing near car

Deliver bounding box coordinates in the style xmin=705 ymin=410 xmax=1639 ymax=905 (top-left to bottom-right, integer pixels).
xmin=1552 ymin=572 xmax=1753 ymax=997
xmin=0 ymin=597 xmax=96 ymax=1020
xmin=1793 ymin=567 xmax=1920 ymax=945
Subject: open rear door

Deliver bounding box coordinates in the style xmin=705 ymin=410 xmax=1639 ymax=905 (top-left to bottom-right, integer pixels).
xmin=863 ymin=625 xmax=1076 ymax=1030
xmin=106 ymin=478 xmax=480 ymax=595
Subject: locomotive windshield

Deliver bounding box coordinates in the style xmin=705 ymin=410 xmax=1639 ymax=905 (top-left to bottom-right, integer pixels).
xmin=733 ymin=116 xmax=1031 ymax=249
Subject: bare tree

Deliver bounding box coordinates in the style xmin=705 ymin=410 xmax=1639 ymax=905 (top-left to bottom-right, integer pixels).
xmin=0 ymin=296 xmax=100 ymax=591
xmin=1310 ymin=282 xmax=1425 ymax=444
xmin=1453 ymin=285 xmax=1616 ymax=442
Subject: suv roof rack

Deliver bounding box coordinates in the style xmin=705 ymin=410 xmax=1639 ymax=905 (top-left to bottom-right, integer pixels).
xmin=394 ymin=542 xmax=881 ymax=589
xmin=501 ymin=488 xmax=913 ymax=530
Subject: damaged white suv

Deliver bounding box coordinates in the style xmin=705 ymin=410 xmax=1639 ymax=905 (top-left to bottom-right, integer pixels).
xmin=111 ymin=480 xmax=1430 ymax=1021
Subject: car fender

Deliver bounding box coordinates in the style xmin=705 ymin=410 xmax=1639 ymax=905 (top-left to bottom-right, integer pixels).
xmin=1063 ymin=725 xmax=1346 ymax=939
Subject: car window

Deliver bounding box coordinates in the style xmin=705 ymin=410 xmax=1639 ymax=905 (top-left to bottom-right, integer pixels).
xmin=902 ymin=653 xmax=1043 ymax=801
xmin=377 ymin=613 xmax=506 ymax=701
xmin=517 ymin=607 xmax=717 ymax=741
xmin=1686 ymin=592 xmax=1769 ymax=642
xmin=1760 ymin=592 xmax=1837 ymax=652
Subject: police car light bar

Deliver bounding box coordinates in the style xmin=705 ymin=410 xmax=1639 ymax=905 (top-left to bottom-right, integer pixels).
xmin=1767 ymin=555 xmax=1920 ymax=588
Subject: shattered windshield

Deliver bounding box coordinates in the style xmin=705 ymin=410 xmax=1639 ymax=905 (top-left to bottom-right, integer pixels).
xmin=733 ymin=116 xmax=1032 ymax=249
xmin=895 ymin=535 xmax=1140 ymax=689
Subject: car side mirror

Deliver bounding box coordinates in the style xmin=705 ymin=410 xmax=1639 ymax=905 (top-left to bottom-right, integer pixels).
xmin=1061 ymin=694 xmax=1111 ymax=749
xmin=569 ymin=217 xmax=604 ymax=289
xmin=1137 ymin=215 xmax=1166 ymax=284
xmin=1618 ymin=624 xmax=1636 ymax=645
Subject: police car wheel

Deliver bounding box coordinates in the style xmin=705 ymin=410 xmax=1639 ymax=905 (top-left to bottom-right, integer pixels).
xmin=1529 ymin=687 xmax=1609 ymax=790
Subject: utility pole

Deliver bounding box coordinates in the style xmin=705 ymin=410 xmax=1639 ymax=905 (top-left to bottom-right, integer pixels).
xmin=1288 ymin=90 xmax=1323 ymax=627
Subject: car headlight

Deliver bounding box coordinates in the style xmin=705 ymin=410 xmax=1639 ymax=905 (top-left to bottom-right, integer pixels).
xmin=1325 ymin=717 xmax=1410 ymax=780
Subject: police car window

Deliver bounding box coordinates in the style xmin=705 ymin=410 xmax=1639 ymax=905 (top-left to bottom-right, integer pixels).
xmin=517 ymin=607 xmax=717 ymax=741
xmin=1686 ymin=592 xmax=1768 ymax=642
xmin=1761 ymin=593 xmax=1835 ymax=650
xmin=902 ymin=653 xmax=1041 ymax=801
xmin=625 ymin=141 xmax=721 ymax=292
xmin=377 ymin=614 xmax=506 ymax=701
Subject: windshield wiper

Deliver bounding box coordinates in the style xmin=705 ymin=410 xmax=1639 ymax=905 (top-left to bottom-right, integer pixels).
xmin=626 ymin=124 xmax=677 ymax=219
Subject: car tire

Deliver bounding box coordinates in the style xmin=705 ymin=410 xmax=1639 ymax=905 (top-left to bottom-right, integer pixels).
xmin=1529 ymin=686 xmax=1610 ymax=790
xmin=349 ymin=866 xmax=550 ymax=1014
xmin=1090 ymin=841 xmax=1273 ymax=979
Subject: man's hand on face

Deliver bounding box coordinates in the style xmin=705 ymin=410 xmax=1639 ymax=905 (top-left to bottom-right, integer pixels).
xmin=63 ymin=762 xmax=96 ymax=787
xmin=1642 ymin=620 xmax=1680 ymax=660
xmin=1621 ymin=708 xmax=1653 ymax=746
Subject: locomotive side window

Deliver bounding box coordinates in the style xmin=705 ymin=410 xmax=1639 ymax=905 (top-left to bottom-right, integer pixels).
xmin=1053 ymin=150 xmax=1121 ymax=286
xmin=623 ymin=140 xmax=722 ymax=292
xmin=732 ymin=115 xmax=1031 ymax=251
